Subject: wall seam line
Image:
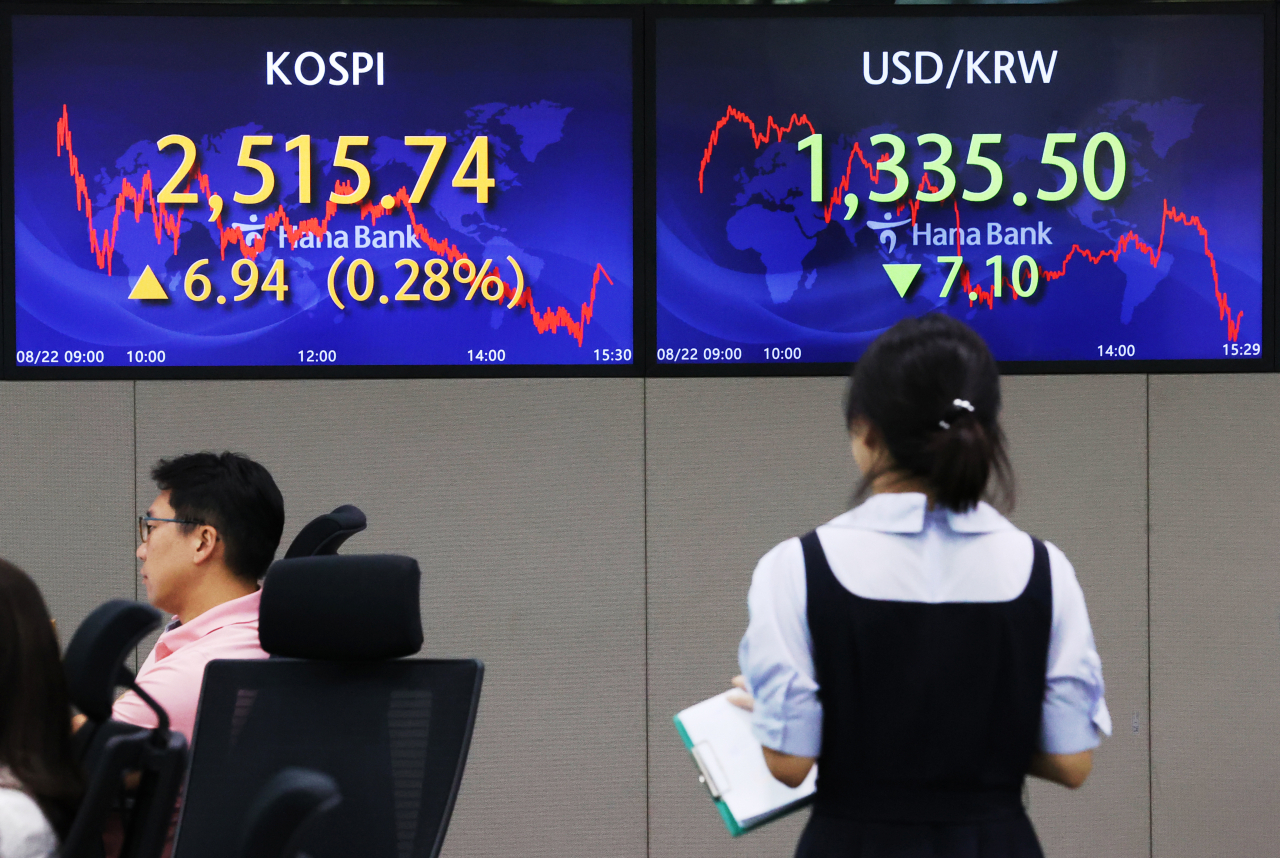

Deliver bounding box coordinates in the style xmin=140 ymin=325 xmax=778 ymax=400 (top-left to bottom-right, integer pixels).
xmin=642 ymin=376 xmax=651 ymax=858
xmin=132 ymin=379 xmax=139 ymax=673
xmin=1146 ymin=373 xmax=1153 ymax=858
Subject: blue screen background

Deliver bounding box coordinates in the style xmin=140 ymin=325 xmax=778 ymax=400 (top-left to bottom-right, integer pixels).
xmin=12 ymin=15 xmax=634 ymax=368
xmin=655 ymin=15 xmax=1264 ymax=365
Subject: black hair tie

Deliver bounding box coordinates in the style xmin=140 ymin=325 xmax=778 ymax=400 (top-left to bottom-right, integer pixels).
xmin=938 ymin=398 xmax=975 ymax=430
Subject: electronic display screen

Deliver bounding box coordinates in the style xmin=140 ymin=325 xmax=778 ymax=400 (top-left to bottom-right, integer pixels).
xmin=7 ymin=12 xmax=635 ymax=375
xmin=654 ymin=10 xmax=1270 ymax=370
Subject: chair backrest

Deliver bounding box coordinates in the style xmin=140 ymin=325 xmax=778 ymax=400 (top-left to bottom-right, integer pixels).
xmin=237 ymin=768 xmax=341 ymax=858
xmin=62 ymin=727 xmax=146 ymax=858
xmin=112 ymin=731 xmax=187 ymax=858
xmin=174 ymin=555 xmax=481 ymax=858
xmin=282 ymin=505 xmax=367 ymax=559
xmin=61 ymin=601 xmax=187 ymax=858
xmin=174 ymin=659 xmax=481 ymax=858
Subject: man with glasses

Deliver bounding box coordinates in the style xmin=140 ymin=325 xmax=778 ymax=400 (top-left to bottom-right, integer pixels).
xmin=111 ymin=451 xmax=284 ymax=742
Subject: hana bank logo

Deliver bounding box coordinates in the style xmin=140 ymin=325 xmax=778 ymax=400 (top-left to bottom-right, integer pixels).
xmin=866 ymin=215 xmax=911 ymax=254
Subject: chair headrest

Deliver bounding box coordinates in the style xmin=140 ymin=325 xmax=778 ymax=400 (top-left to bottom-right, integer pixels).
xmin=259 ymin=555 xmax=422 ymax=660
xmin=64 ymin=600 xmax=162 ymax=721
xmin=283 ymin=505 xmax=367 ymax=559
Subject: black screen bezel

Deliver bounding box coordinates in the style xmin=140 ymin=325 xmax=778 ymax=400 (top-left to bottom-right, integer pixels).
xmin=643 ymin=1 xmax=1277 ymax=378
xmin=0 ymin=2 xmax=646 ymax=380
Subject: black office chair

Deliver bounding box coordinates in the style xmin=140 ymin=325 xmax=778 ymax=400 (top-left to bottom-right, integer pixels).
xmin=61 ymin=600 xmax=188 ymax=858
xmin=65 ymin=600 xmax=160 ymax=768
xmin=283 ymin=505 xmax=367 ymax=559
xmin=238 ymin=768 xmax=341 ymax=858
xmin=173 ymin=555 xmax=483 ymax=858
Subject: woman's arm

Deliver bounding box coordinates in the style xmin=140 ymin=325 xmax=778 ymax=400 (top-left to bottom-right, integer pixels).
xmin=762 ymin=747 xmax=816 ymax=788
xmin=1036 ymin=543 xmax=1107 ymax=791
xmin=729 ymin=676 xmax=817 ymax=788
xmin=1029 ymin=750 xmax=1093 ymax=789
xmin=735 ymin=540 xmax=825 ymax=776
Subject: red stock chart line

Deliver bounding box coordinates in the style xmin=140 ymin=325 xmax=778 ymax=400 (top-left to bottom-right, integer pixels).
xmin=698 ymin=105 xmax=1244 ymax=342
xmin=54 ymin=105 xmax=603 ymax=346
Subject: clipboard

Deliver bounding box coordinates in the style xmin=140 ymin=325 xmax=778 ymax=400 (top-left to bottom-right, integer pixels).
xmin=673 ymin=691 xmax=816 ymax=836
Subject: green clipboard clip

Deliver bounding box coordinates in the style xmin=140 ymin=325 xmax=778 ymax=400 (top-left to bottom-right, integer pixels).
xmin=673 ymin=713 xmax=749 ymax=836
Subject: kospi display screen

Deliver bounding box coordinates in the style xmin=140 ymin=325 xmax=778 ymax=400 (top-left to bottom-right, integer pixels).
xmin=6 ymin=11 xmax=636 ymax=376
xmin=653 ymin=9 xmax=1271 ymax=372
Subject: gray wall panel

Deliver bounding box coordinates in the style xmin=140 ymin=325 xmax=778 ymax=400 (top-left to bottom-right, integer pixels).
xmin=646 ymin=377 xmax=855 ymax=858
xmin=1149 ymin=375 xmax=1280 ymax=858
xmin=1002 ymin=376 xmax=1149 ymax=858
xmin=0 ymin=382 xmax=135 ymax=640
xmin=135 ymin=379 xmax=647 ymax=858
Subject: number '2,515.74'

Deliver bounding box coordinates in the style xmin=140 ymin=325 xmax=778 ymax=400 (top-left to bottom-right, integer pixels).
xmin=154 ymin=133 xmax=496 ymax=208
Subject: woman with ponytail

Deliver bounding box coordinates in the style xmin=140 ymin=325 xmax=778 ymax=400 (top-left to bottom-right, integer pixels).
xmin=732 ymin=314 xmax=1109 ymax=858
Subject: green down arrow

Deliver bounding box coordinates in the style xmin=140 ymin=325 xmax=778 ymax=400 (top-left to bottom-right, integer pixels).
xmin=883 ymin=263 xmax=921 ymax=298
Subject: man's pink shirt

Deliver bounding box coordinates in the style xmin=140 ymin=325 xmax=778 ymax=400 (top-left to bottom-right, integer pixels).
xmin=112 ymin=589 xmax=268 ymax=742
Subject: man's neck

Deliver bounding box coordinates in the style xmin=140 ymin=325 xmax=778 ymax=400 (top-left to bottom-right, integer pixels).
xmin=175 ymin=571 xmax=258 ymax=625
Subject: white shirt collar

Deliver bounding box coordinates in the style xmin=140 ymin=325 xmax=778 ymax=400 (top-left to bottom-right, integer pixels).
xmin=826 ymin=492 xmax=1015 ymax=535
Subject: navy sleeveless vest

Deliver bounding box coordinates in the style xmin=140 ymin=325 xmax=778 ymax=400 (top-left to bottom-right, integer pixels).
xmin=795 ymin=529 xmax=1052 ymax=858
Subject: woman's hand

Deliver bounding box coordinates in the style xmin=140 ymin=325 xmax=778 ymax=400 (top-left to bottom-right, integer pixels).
xmin=727 ymin=675 xmax=754 ymax=711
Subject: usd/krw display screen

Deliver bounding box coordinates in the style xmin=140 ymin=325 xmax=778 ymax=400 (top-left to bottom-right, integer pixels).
xmin=9 ymin=13 xmax=634 ymax=373
xmin=654 ymin=12 xmax=1267 ymax=369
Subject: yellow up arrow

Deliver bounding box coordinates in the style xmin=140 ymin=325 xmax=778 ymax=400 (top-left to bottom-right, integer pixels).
xmin=127 ymin=265 xmax=169 ymax=301
xmin=883 ymin=263 xmax=921 ymax=298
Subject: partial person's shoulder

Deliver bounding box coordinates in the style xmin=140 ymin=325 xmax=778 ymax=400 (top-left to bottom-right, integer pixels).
xmin=753 ymin=509 xmax=860 ymax=581
xmin=746 ymin=534 xmax=809 ymax=620
xmin=184 ymin=619 xmax=267 ymax=659
xmin=752 ymin=534 xmax=805 ymax=582
xmin=0 ymin=787 xmax=57 ymax=858
xmin=1039 ymin=538 xmax=1091 ymax=616
xmin=748 ymin=507 xmax=875 ymax=595
xmin=1041 ymin=539 xmax=1078 ymax=580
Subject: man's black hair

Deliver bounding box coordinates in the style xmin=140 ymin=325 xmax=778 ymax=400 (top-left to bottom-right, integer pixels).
xmin=151 ymin=451 xmax=284 ymax=583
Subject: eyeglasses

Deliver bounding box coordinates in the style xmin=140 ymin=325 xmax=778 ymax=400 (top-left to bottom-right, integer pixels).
xmin=137 ymin=515 xmax=203 ymax=543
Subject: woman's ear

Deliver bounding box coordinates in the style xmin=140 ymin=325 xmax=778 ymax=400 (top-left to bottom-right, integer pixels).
xmin=850 ymin=419 xmax=880 ymax=476
xmin=861 ymin=422 xmax=884 ymax=452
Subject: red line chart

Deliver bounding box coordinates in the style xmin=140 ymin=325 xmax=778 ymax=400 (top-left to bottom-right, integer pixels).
xmin=697 ymin=105 xmax=1244 ymax=342
xmin=54 ymin=105 xmax=604 ymax=346
xmin=698 ymin=108 xmax=815 ymax=193
xmin=1040 ymin=201 xmax=1241 ymax=342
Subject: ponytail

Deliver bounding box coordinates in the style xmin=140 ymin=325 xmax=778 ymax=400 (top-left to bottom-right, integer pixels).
xmin=926 ymin=412 xmax=1006 ymax=511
